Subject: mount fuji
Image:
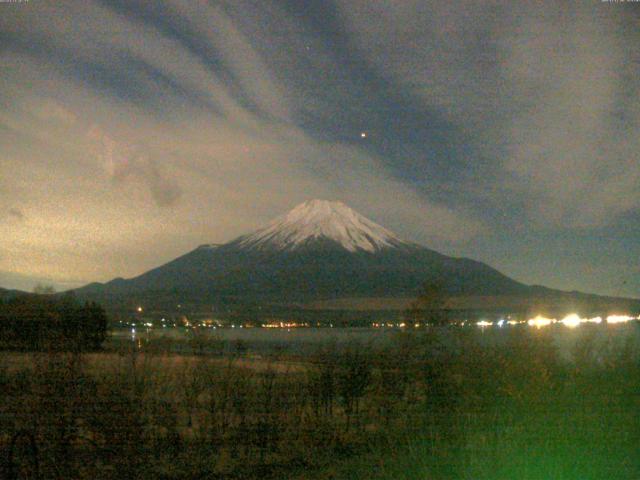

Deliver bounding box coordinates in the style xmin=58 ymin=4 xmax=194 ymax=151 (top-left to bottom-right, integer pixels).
xmin=74 ymin=200 xmax=637 ymax=313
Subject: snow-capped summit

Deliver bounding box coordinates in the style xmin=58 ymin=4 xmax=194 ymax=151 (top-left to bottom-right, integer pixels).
xmin=75 ymin=198 xmax=538 ymax=307
xmin=236 ymin=199 xmax=406 ymax=252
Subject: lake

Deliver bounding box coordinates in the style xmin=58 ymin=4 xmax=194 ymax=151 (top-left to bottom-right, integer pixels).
xmin=110 ymin=321 xmax=640 ymax=361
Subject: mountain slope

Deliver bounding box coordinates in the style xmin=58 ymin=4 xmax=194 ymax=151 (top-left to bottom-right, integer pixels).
xmin=75 ymin=200 xmax=532 ymax=305
xmin=73 ymin=200 xmax=639 ymax=313
xmin=0 ymin=286 xmax=29 ymax=301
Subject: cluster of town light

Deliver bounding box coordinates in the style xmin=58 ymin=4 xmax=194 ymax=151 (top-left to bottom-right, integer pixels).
xmin=371 ymin=322 xmax=415 ymax=328
xmin=262 ymin=321 xmax=311 ymax=328
xmin=371 ymin=314 xmax=639 ymax=329
xmin=132 ymin=304 xmax=637 ymax=331
xmin=128 ymin=314 xmax=320 ymax=330
xmin=477 ymin=313 xmax=640 ymax=329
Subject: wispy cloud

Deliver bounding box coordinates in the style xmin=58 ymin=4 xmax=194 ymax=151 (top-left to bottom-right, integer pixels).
xmin=88 ymin=125 xmax=182 ymax=207
xmin=0 ymin=0 xmax=480 ymax=285
xmin=30 ymin=99 xmax=78 ymax=125
xmin=339 ymin=0 xmax=640 ymax=228
xmin=0 ymin=0 xmax=637 ymax=296
xmin=4 ymin=208 xmax=25 ymax=222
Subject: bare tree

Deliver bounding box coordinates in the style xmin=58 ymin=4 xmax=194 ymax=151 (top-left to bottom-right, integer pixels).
xmin=404 ymin=281 xmax=449 ymax=326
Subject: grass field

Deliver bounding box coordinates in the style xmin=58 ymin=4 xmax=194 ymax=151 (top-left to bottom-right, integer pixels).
xmin=1 ymin=325 xmax=639 ymax=479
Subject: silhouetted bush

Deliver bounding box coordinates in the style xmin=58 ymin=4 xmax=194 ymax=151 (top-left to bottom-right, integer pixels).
xmin=0 ymin=294 xmax=108 ymax=351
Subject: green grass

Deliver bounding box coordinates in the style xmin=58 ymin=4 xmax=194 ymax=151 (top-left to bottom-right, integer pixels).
xmin=1 ymin=327 xmax=639 ymax=479
xmin=305 ymin=364 xmax=640 ymax=479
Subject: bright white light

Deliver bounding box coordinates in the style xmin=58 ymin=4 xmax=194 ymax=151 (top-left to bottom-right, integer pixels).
xmin=507 ymin=320 xmax=520 ymax=325
xmin=559 ymin=314 xmax=581 ymax=328
xmin=558 ymin=314 xmax=602 ymax=327
xmin=360 ymin=132 xmax=367 ymax=138
xmin=497 ymin=319 xmax=505 ymax=327
xmin=476 ymin=320 xmax=493 ymax=327
xmin=528 ymin=315 xmax=555 ymax=328
xmin=136 ymin=306 xmax=143 ymax=313
xmin=607 ymin=315 xmax=634 ymax=324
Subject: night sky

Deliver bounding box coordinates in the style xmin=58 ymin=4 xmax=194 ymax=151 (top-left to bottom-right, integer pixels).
xmin=1 ymin=1 xmax=639 ymax=297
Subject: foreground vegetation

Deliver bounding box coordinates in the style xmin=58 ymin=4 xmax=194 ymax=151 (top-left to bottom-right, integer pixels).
xmin=1 ymin=325 xmax=639 ymax=479
xmin=0 ymin=294 xmax=108 ymax=352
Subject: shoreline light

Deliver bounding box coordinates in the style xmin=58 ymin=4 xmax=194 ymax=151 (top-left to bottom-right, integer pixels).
xmin=559 ymin=314 xmax=581 ymax=328
xmin=476 ymin=320 xmax=493 ymax=327
xmin=607 ymin=315 xmax=634 ymax=324
xmin=527 ymin=315 xmax=555 ymax=328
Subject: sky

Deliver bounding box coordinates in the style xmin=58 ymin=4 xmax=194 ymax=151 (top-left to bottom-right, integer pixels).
xmin=0 ymin=0 xmax=638 ymax=298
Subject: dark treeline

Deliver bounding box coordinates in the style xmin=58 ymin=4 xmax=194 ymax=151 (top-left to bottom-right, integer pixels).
xmin=0 ymin=294 xmax=108 ymax=351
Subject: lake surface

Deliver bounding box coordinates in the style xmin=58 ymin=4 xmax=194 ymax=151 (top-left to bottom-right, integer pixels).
xmin=110 ymin=322 xmax=640 ymax=361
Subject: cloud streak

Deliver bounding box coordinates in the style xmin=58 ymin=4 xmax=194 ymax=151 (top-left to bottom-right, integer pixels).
xmin=3 ymin=208 xmax=25 ymax=222
xmin=88 ymin=125 xmax=182 ymax=207
xmin=339 ymin=0 xmax=640 ymax=228
xmin=0 ymin=0 xmax=480 ymax=287
xmin=0 ymin=0 xmax=637 ymax=297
